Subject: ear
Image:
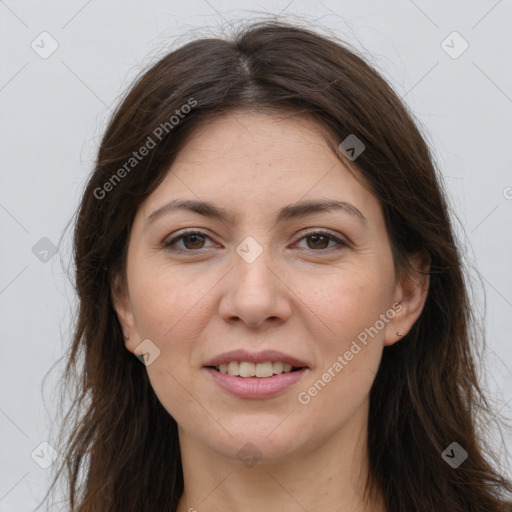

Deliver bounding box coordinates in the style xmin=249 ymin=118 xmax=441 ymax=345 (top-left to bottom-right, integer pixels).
xmin=384 ymin=251 xmax=430 ymax=346
xmin=110 ymin=273 xmax=139 ymax=354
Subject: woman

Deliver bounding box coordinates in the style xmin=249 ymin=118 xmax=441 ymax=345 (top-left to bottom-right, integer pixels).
xmin=43 ymin=20 xmax=512 ymax=512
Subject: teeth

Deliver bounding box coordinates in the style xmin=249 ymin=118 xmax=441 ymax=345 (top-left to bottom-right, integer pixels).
xmin=239 ymin=361 xmax=256 ymax=377
xmin=227 ymin=361 xmax=239 ymax=376
xmin=273 ymin=361 xmax=284 ymax=374
xmin=215 ymin=361 xmax=299 ymax=378
xmin=256 ymin=362 xmax=273 ymax=378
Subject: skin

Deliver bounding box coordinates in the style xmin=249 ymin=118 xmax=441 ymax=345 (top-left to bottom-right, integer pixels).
xmin=112 ymin=111 xmax=429 ymax=512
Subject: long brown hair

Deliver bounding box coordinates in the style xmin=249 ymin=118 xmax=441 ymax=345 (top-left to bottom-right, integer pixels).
xmin=40 ymin=20 xmax=512 ymax=511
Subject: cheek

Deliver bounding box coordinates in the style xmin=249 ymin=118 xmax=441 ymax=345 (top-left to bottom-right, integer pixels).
xmin=301 ymin=265 xmax=393 ymax=344
xmin=296 ymin=268 xmax=391 ymax=404
xmin=135 ymin=284 xmax=206 ymax=424
xmin=297 ymin=278 xmax=386 ymax=425
xmin=129 ymin=258 xmax=214 ymax=341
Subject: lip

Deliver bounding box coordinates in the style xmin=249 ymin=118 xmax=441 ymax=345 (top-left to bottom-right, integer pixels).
xmin=204 ymin=367 xmax=309 ymax=399
xmin=203 ymin=349 xmax=309 ymax=369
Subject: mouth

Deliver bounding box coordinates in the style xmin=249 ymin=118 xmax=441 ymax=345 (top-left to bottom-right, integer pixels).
xmin=204 ymin=363 xmax=309 ymax=399
xmin=207 ymin=361 xmax=307 ymax=378
xmin=202 ymin=350 xmax=310 ymax=397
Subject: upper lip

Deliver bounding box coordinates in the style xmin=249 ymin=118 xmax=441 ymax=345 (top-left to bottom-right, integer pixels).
xmin=203 ymin=349 xmax=309 ymax=368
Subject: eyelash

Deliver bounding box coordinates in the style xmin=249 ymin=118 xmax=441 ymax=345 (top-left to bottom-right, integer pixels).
xmin=162 ymin=229 xmax=349 ymax=254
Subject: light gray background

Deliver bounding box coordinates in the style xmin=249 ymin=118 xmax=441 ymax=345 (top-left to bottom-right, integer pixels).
xmin=1 ymin=0 xmax=511 ymax=509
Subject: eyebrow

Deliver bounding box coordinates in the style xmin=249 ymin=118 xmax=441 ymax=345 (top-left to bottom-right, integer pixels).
xmin=145 ymin=198 xmax=367 ymax=226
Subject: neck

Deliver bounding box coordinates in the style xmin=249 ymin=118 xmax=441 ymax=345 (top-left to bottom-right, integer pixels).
xmin=176 ymin=404 xmax=386 ymax=512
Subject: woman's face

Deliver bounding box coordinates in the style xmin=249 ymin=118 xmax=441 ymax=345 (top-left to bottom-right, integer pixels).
xmin=113 ymin=111 xmax=426 ymax=463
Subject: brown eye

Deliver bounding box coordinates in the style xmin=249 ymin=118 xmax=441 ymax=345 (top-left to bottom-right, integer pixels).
xmin=306 ymin=234 xmax=331 ymax=250
xmin=163 ymin=231 xmax=215 ymax=252
xmin=296 ymin=230 xmax=348 ymax=252
xmin=181 ymin=233 xmax=206 ymax=250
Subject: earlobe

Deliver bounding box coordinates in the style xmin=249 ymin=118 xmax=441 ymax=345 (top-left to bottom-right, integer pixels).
xmin=384 ymin=252 xmax=430 ymax=346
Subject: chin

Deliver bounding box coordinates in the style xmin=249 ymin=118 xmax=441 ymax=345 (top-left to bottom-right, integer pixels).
xmin=201 ymin=422 xmax=308 ymax=465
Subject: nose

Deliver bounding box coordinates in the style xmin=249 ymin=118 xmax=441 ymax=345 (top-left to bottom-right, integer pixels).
xmin=218 ymin=249 xmax=292 ymax=328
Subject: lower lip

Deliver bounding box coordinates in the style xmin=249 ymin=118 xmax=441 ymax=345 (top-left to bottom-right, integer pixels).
xmin=204 ymin=367 xmax=309 ymax=399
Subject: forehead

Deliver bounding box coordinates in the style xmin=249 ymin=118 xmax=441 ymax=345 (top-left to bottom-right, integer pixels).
xmin=173 ymin=110 xmax=338 ymax=168
xmin=136 ymin=111 xmax=380 ymax=223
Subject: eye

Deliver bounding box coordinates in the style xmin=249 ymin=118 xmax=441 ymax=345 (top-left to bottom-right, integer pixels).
xmin=162 ymin=230 xmax=216 ymax=252
xmin=162 ymin=229 xmax=349 ymax=254
xmin=295 ymin=230 xmax=349 ymax=251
